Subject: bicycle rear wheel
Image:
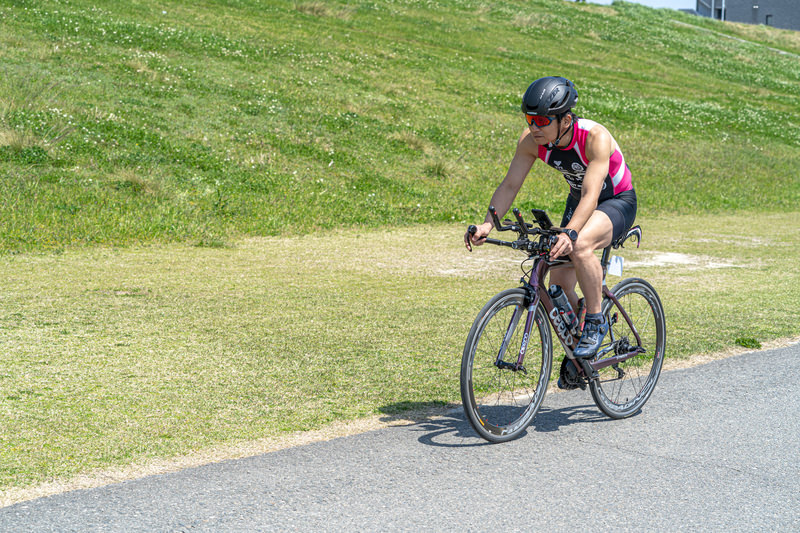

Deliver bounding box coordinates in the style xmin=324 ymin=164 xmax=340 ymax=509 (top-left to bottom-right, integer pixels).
xmin=590 ymin=278 xmax=666 ymax=419
xmin=460 ymin=288 xmax=552 ymax=443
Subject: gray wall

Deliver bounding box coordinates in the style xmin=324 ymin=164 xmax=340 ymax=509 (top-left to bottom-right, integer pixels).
xmin=696 ymin=0 xmax=800 ymax=31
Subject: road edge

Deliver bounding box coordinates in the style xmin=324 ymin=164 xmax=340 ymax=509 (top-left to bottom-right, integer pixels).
xmin=2 ymin=335 xmax=798 ymax=508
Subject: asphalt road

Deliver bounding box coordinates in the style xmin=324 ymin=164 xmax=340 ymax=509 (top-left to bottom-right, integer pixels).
xmin=2 ymin=344 xmax=798 ymax=532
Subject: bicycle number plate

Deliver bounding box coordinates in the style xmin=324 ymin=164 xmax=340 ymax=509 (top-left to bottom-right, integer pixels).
xmin=609 ymin=256 xmax=624 ymax=276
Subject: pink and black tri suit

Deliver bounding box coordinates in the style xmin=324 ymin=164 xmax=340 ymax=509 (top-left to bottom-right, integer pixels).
xmin=537 ymin=118 xmax=637 ymax=241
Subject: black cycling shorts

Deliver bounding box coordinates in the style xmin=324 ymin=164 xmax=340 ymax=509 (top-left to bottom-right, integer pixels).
xmin=560 ymin=189 xmax=637 ymax=243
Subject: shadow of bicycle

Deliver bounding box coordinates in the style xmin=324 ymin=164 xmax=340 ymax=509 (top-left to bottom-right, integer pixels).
xmin=378 ymin=401 xmax=610 ymax=447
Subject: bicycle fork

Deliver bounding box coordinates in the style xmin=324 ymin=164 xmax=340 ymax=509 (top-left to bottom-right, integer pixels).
xmin=494 ymin=299 xmax=535 ymax=374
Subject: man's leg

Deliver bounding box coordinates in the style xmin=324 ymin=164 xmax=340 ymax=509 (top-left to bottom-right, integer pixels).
xmin=552 ymin=195 xmax=581 ymax=310
xmin=571 ymin=211 xmax=614 ymax=358
xmin=548 ymin=267 xmax=578 ymax=312
xmin=570 ymin=211 xmax=613 ymax=314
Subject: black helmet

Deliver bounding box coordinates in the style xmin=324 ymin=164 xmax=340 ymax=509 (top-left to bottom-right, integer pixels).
xmin=521 ymin=76 xmax=578 ymax=116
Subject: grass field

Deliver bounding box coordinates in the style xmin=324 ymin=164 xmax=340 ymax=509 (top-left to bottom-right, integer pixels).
xmin=1 ymin=0 xmax=799 ymax=497
xmin=1 ymin=212 xmax=799 ymax=493
xmin=1 ymin=0 xmax=799 ymax=251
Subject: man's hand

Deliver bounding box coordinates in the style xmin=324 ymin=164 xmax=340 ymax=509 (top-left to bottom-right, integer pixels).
xmin=464 ymin=222 xmax=493 ymax=252
xmin=549 ymin=232 xmax=574 ymax=259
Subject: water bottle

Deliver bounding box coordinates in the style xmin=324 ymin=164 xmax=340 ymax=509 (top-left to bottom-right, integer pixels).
xmin=549 ymin=285 xmax=579 ymax=334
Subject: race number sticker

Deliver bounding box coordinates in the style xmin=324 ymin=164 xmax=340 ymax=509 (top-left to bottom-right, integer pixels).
xmin=609 ymin=255 xmax=624 ymax=277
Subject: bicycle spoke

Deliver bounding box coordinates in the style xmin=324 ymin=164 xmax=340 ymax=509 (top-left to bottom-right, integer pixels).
xmin=461 ymin=289 xmax=552 ymax=442
xmin=590 ymin=279 xmax=665 ymax=419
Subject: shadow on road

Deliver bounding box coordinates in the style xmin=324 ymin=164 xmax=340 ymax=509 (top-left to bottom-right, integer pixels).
xmin=378 ymin=401 xmax=610 ymax=447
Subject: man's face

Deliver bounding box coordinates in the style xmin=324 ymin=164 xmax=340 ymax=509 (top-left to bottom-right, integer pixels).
xmin=526 ymin=114 xmax=563 ymax=145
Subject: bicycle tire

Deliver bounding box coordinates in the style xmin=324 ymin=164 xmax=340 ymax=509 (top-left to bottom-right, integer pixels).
xmin=460 ymin=288 xmax=552 ymax=443
xmin=590 ymin=278 xmax=666 ymax=419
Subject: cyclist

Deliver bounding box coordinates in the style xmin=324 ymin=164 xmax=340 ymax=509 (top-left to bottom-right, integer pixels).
xmin=464 ymin=76 xmax=637 ymax=359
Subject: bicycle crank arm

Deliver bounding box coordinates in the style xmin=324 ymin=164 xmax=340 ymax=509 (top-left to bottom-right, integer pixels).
xmin=577 ymin=358 xmax=599 ymax=380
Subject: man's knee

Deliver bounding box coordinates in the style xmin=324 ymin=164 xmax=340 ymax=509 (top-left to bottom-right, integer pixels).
xmin=572 ymin=236 xmax=596 ymax=259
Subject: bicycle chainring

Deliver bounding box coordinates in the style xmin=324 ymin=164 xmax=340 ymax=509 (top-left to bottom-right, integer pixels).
xmin=559 ymin=357 xmax=586 ymax=390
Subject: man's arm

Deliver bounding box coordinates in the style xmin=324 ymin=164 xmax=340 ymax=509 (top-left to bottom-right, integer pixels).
xmin=485 ymin=151 xmax=536 ymax=223
xmin=549 ymin=126 xmax=612 ymax=259
xmin=566 ymin=127 xmax=611 ymax=232
xmin=465 ymin=132 xmax=537 ymax=250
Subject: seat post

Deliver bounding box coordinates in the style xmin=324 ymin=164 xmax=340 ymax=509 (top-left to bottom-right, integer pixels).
xmin=600 ymin=245 xmax=612 ymax=269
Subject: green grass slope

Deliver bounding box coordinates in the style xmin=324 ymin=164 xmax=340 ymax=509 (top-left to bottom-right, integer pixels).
xmin=1 ymin=0 xmax=799 ymax=251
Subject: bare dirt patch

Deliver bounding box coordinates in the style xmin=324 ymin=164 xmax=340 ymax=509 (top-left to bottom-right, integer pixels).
xmin=625 ymin=251 xmax=745 ymax=270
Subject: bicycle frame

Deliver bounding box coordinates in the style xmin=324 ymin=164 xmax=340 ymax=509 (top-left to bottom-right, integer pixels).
xmin=511 ymin=251 xmax=644 ymax=377
xmin=470 ymin=208 xmax=645 ymax=378
xmin=464 ymin=212 xmax=662 ymax=441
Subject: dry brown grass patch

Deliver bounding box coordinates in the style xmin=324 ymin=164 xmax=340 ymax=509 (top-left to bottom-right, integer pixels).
xmin=295 ymin=2 xmax=355 ymax=20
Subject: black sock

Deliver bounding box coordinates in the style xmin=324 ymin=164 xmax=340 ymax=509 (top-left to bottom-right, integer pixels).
xmin=585 ymin=312 xmax=605 ymax=324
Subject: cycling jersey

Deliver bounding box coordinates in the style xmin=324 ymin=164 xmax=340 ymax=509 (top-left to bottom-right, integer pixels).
xmin=537 ymin=118 xmax=633 ymax=202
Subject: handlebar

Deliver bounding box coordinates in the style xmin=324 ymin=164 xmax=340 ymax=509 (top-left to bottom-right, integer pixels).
xmin=467 ymin=225 xmax=533 ymax=248
xmin=467 ymin=207 xmax=570 ymax=255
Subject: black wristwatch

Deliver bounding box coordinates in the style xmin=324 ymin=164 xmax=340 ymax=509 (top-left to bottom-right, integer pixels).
xmin=563 ymin=228 xmax=578 ymax=241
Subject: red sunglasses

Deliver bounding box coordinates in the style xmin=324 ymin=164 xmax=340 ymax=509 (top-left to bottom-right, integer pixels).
xmin=524 ymin=114 xmax=554 ymax=127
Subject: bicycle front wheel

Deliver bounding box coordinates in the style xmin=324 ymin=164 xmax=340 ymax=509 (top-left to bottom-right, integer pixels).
xmin=460 ymin=288 xmax=552 ymax=443
xmin=590 ymin=278 xmax=666 ymax=419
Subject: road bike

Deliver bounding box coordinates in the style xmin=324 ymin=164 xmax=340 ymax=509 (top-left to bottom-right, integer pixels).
xmin=461 ymin=207 xmax=666 ymax=443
